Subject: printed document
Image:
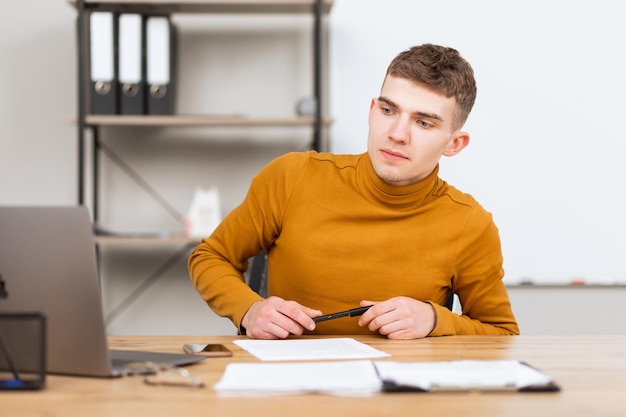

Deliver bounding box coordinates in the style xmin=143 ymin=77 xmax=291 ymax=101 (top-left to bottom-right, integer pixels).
xmin=233 ymin=337 xmax=390 ymax=361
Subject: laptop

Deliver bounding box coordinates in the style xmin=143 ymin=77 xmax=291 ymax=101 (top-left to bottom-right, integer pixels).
xmin=0 ymin=206 xmax=205 ymax=377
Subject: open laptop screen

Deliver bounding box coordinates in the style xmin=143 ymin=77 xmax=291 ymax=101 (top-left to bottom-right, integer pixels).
xmin=0 ymin=206 xmax=204 ymax=377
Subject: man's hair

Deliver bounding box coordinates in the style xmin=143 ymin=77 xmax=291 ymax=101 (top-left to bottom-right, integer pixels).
xmin=386 ymin=44 xmax=477 ymax=131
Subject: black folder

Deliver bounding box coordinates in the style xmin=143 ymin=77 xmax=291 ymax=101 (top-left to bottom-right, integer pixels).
xmin=89 ymin=11 xmax=118 ymax=115
xmin=146 ymin=16 xmax=176 ymax=115
xmin=118 ymin=13 xmax=145 ymax=115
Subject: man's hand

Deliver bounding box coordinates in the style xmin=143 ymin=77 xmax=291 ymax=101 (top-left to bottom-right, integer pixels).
xmin=358 ymin=296 xmax=436 ymax=339
xmin=241 ymin=296 xmax=322 ymax=339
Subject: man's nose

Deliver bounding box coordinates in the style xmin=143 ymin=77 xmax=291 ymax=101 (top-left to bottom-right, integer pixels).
xmin=389 ymin=116 xmax=410 ymax=143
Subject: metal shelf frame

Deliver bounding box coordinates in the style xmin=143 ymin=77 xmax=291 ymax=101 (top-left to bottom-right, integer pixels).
xmin=74 ymin=0 xmax=331 ymax=221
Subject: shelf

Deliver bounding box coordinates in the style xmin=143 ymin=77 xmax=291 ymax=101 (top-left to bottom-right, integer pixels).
xmin=72 ymin=0 xmax=332 ymax=322
xmin=83 ymin=114 xmax=333 ymax=127
xmin=94 ymin=234 xmax=201 ymax=245
xmin=72 ymin=0 xmax=331 ymax=214
xmin=70 ymin=0 xmax=333 ymax=14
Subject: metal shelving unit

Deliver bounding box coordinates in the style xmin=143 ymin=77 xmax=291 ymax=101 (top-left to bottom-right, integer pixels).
xmin=72 ymin=0 xmax=333 ymax=225
xmin=70 ymin=0 xmax=333 ymax=323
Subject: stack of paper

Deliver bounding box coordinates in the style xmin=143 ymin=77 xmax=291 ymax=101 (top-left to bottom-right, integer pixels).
xmin=214 ymin=360 xmax=382 ymax=396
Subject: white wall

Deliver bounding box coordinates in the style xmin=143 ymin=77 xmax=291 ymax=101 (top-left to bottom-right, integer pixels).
xmin=508 ymin=286 xmax=626 ymax=335
xmin=1 ymin=1 xmax=625 ymax=335
xmin=329 ymin=0 xmax=626 ymax=286
xmin=0 ymin=2 xmax=76 ymax=205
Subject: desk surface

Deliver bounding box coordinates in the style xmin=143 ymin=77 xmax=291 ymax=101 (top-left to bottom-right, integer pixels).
xmin=4 ymin=335 xmax=626 ymax=417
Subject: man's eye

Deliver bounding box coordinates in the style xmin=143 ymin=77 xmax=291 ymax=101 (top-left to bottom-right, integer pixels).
xmin=381 ymin=107 xmax=392 ymax=114
xmin=418 ymin=120 xmax=432 ymax=128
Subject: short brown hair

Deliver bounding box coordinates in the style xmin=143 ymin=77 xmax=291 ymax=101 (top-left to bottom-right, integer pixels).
xmin=386 ymin=44 xmax=477 ymax=131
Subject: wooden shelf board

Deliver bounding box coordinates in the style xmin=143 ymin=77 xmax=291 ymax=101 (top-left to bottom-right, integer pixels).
xmin=71 ymin=0 xmax=333 ymax=14
xmin=83 ymin=114 xmax=333 ymax=127
xmin=94 ymin=234 xmax=201 ymax=245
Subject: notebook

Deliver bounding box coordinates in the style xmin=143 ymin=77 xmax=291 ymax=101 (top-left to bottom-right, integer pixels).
xmin=0 ymin=206 xmax=205 ymax=377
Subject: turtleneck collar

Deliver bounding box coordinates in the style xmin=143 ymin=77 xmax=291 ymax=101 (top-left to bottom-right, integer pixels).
xmin=357 ymin=152 xmax=440 ymax=209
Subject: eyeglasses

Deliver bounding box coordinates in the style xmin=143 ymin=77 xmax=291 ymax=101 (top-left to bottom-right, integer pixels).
xmin=121 ymin=362 xmax=204 ymax=388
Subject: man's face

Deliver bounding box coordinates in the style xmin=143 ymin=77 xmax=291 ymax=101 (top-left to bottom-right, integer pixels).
xmin=367 ymin=75 xmax=469 ymax=186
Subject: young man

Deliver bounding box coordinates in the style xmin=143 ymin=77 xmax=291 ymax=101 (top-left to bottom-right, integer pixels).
xmin=189 ymin=44 xmax=519 ymax=340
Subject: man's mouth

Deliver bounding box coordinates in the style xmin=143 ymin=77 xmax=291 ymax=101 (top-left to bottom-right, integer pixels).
xmin=381 ymin=149 xmax=408 ymax=161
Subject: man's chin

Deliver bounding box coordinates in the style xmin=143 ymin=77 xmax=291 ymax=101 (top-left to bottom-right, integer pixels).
xmin=375 ymin=168 xmax=406 ymax=186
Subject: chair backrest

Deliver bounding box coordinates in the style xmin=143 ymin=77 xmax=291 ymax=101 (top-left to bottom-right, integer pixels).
xmin=443 ymin=292 xmax=455 ymax=311
xmin=248 ymin=250 xmax=268 ymax=298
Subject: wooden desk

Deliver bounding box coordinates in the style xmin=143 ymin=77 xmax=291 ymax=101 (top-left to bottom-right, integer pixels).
xmin=3 ymin=335 xmax=625 ymax=417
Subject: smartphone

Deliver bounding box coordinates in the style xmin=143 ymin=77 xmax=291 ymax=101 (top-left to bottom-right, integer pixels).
xmin=182 ymin=343 xmax=232 ymax=357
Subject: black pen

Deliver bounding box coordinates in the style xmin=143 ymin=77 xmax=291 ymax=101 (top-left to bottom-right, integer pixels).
xmin=313 ymin=305 xmax=373 ymax=323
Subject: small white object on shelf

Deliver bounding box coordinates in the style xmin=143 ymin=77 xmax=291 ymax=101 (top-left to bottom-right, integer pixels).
xmin=184 ymin=186 xmax=222 ymax=238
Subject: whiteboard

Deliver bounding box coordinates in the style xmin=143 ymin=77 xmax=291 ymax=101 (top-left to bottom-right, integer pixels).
xmin=329 ymin=0 xmax=626 ymax=285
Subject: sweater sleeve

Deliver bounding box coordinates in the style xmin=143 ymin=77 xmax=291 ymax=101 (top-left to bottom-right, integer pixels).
xmin=187 ymin=152 xmax=309 ymax=329
xmin=429 ymin=209 xmax=520 ymax=336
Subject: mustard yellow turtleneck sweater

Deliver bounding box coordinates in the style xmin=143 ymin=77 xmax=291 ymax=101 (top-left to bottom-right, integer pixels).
xmin=188 ymin=151 xmax=519 ymax=336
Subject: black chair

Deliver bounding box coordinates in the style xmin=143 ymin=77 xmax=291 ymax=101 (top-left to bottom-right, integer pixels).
xmin=248 ymin=250 xmax=268 ymax=298
xmin=443 ymin=292 xmax=455 ymax=311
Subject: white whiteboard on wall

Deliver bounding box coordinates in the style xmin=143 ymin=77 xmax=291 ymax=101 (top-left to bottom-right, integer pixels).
xmin=329 ymin=0 xmax=626 ymax=285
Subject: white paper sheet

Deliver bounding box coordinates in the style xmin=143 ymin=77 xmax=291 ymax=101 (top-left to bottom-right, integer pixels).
xmin=233 ymin=337 xmax=390 ymax=361
xmin=214 ymin=360 xmax=382 ymax=396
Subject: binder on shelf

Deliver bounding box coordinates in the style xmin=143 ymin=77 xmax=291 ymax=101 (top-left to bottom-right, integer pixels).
xmin=118 ymin=13 xmax=144 ymax=115
xmin=89 ymin=11 xmax=118 ymax=114
xmin=146 ymin=16 xmax=176 ymax=115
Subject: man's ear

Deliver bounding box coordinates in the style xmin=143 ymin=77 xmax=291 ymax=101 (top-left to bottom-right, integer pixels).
xmin=443 ymin=131 xmax=470 ymax=157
